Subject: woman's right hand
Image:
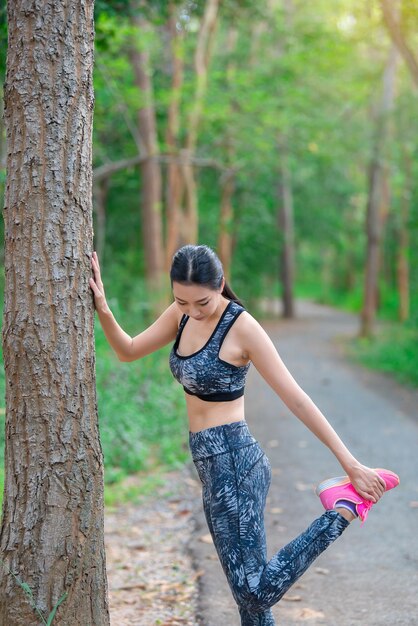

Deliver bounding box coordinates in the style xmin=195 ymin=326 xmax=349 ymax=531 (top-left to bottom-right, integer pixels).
xmin=89 ymin=251 xmax=109 ymax=313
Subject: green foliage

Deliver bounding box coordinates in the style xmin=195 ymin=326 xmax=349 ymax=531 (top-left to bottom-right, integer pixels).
xmin=348 ymin=324 xmax=418 ymax=387
xmin=0 ymin=3 xmax=6 ymax=81
xmin=94 ymin=268 xmax=189 ymax=486
xmin=88 ymin=0 xmax=418 ymax=366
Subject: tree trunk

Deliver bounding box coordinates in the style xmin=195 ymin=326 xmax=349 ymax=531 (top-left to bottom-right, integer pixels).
xmin=397 ymin=148 xmax=411 ymax=322
xmin=0 ymin=2 xmax=109 ymax=626
xmin=360 ymin=45 xmax=397 ymax=337
xmin=218 ymin=169 xmax=235 ymax=280
xmin=218 ymin=27 xmax=238 ymax=280
xmin=129 ymin=11 xmax=164 ymax=291
xmin=165 ymin=1 xmax=185 ymax=269
xmin=181 ymin=0 xmax=220 ymax=244
xmin=277 ymin=137 xmax=295 ymax=318
xmin=276 ymin=0 xmax=295 ymax=319
xmin=380 ymin=0 xmax=418 ymax=89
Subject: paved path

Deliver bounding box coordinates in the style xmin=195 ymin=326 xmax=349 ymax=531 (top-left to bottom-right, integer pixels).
xmin=189 ymin=301 xmax=418 ymax=626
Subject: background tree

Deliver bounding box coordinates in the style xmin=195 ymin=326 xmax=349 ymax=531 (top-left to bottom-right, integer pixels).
xmin=129 ymin=4 xmax=165 ymax=293
xmin=361 ymin=43 xmax=398 ymax=337
xmin=0 ymin=2 xmax=109 ymax=624
xmin=380 ymin=0 xmax=418 ymax=88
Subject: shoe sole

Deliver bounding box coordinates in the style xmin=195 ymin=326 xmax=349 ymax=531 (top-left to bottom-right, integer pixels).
xmin=315 ymin=476 xmax=350 ymax=496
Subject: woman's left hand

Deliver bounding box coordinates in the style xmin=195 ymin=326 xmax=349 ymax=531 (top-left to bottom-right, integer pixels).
xmin=347 ymin=464 xmax=386 ymax=503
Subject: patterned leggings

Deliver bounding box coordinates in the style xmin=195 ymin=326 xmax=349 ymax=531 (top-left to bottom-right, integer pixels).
xmin=189 ymin=420 xmax=349 ymax=626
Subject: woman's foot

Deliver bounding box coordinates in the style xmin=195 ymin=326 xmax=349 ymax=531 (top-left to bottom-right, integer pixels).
xmin=315 ymin=468 xmax=400 ymax=525
xmin=335 ymin=504 xmax=357 ymax=522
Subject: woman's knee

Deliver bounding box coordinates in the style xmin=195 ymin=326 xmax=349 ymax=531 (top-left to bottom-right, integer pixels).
xmin=235 ymin=587 xmax=270 ymax=614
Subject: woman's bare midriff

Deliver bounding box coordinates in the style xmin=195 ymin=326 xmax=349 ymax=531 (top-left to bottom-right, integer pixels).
xmin=186 ymin=394 xmax=245 ymax=433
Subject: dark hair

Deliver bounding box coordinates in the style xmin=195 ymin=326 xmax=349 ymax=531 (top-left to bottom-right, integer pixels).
xmin=170 ymin=244 xmax=244 ymax=307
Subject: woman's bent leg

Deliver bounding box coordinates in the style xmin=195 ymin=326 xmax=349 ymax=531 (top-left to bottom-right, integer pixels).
xmin=190 ymin=422 xmax=349 ymax=624
xmin=198 ymin=451 xmax=348 ymax=623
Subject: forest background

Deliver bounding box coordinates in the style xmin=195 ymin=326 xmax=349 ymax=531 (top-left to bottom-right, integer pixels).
xmin=0 ymin=0 xmax=417 ymax=507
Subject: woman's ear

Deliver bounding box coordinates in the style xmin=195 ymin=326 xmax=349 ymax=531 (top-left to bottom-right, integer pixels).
xmin=220 ymin=277 xmax=225 ymax=292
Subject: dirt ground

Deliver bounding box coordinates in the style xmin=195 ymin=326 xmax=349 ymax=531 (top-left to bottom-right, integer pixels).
xmin=105 ymin=467 xmax=201 ymax=626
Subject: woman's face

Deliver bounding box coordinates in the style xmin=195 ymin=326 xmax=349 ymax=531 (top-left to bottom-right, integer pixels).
xmin=172 ymin=281 xmax=223 ymax=321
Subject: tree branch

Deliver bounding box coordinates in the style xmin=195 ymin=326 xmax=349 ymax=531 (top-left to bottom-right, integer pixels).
xmin=380 ymin=0 xmax=418 ymax=88
xmin=93 ymin=153 xmax=229 ymax=182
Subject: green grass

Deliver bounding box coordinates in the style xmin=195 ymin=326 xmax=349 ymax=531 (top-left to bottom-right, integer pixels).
xmin=94 ymin=319 xmax=189 ymax=487
xmin=347 ymin=323 xmax=418 ymax=387
xmin=104 ymin=466 xmax=169 ymax=508
xmin=296 ymin=281 xmax=364 ymax=313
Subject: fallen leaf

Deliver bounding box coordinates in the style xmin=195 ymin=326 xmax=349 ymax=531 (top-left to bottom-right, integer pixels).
xmin=270 ymin=507 xmax=283 ymax=514
xmin=267 ymin=439 xmax=279 ymax=448
xmin=314 ymin=567 xmax=330 ymax=575
xmin=176 ymin=508 xmax=192 ymax=516
xmin=283 ymin=594 xmax=302 ymax=602
xmin=191 ymin=569 xmax=205 ymax=581
xmin=300 ymin=607 xmax=325 ymax=619
xmin=128 ymin=543 xmax=146 ymax=551
xmin=200 ymin=533 xmax=213 ymax=544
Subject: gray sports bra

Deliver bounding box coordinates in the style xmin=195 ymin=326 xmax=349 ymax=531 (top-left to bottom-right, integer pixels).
xmin=169 ymin=300 xmax=250 ymax=402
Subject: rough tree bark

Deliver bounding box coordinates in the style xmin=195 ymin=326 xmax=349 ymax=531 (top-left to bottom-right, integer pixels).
xmin=0 ymin=2 xmax=109 ymax=625
xmin=360 ymin=44 xmax=398 ymax=337
xmin=129 ymin=8 xmax=164 ymax=291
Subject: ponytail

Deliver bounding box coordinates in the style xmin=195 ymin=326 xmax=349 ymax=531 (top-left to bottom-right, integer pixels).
xmin=222 ymin=280 xmax=244 ymax=308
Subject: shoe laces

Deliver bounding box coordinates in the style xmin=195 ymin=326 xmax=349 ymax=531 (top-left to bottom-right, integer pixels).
xmin=358 ymin=499 xmax=373 ymax=525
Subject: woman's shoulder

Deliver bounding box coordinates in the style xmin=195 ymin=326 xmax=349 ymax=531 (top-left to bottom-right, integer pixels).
xmin=232 ymin=306 xmax=262 ymax=334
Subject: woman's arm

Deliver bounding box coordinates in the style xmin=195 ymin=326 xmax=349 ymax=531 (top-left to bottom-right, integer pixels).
xmin=240 ymin=313 xmax=386 ymax=503
xmin=89 ymin=252 xmax=179 ymax=362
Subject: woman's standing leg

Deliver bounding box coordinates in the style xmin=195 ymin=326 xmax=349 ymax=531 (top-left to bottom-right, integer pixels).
xmin=199 ymin=448 xmax=275 ymax=626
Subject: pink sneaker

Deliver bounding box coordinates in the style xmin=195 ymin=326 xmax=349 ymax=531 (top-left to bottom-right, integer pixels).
xmin=315 ymin=468 xmax=399 ymax=525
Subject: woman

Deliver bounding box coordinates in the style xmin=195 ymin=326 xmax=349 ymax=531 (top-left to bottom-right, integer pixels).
xmin=89 ymin=244 xmax=399 ymax=626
